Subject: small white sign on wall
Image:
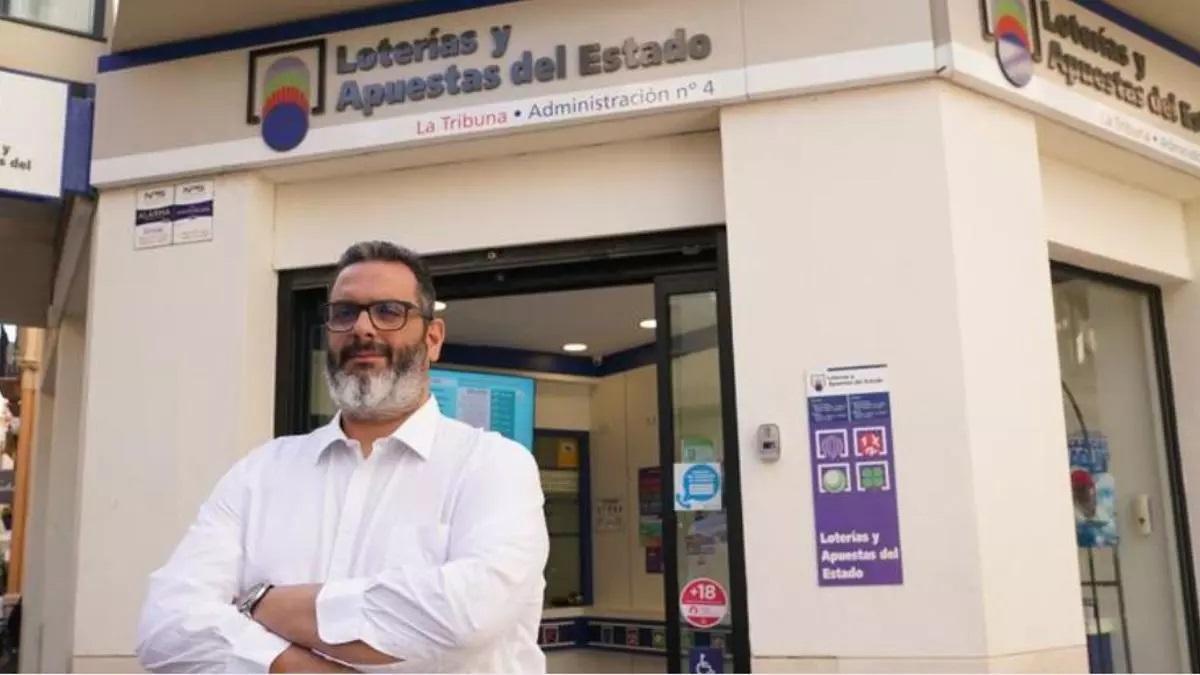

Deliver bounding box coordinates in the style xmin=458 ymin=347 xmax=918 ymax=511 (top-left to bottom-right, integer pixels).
xmin=595 ymin=498 xmax=625 ymax=532
xmin=134 ymin=179 xmax=216 ymax=250
xmin=172 ymin=180 xmax=214 ymax=245
xmin=134 ymin=185 xmax=174 ymax=250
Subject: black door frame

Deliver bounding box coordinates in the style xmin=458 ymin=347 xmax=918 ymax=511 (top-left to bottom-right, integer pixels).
xmin=1052 ymin=261 xmax=1199 ymax=671
xmin=654 ymin=268 xmax=751 ymax=673
xmin=273 ymin=227 xmax=753 ymax=670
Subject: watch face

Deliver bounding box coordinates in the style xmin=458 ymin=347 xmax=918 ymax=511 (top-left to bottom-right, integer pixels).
xmin=238 ymin=583 xmax=265 ymax=613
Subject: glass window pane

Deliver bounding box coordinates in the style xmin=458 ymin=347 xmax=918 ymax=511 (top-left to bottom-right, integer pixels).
xmin=536 ymin=432 xmax=585 ymax=608
xmin=5 ymin=0 xmax=96 ymax=33
xmin=1053 ymin=273 xmax=1188 ymax=673
xmin=669 ymin=290 xmax=735 ymax=673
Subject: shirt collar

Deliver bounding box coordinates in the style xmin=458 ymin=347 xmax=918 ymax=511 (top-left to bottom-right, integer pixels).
xmin=312 ymin=396 xmax=440 ymax=463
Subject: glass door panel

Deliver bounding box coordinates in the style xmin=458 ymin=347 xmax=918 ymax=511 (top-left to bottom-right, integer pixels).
xmin=1052 ymin=268 xmax=1196 ymax=673
xmin=655 ymin=273 xmax=747 ymax=674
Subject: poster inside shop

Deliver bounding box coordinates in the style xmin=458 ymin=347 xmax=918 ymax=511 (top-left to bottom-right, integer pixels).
xmin=638 ymin=467 xmax=663 ymax=547
xmin=638 ymin=467 xmax=664 ymax=572
xmin=1069 ymin=432 xmax=1117 ymax=548
xmin=595 ymin=498 xmax=624 ymax=533
xmin=807 ymin=364 xmax=903 ymax=586
xmin=645 ymin=545 xmax=664 ymax=574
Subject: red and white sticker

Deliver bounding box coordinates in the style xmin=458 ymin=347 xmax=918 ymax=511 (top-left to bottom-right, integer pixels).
xmin=679 ymin=577 xmax=728 ymax=629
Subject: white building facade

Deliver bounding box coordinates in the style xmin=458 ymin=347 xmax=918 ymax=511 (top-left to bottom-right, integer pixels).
xmin=41 ymin=0 xmax=1200 ymax=672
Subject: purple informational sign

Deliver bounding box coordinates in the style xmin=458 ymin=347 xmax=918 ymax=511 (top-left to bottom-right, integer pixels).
xmin=807 ymin=364 xmax=903 ymax=586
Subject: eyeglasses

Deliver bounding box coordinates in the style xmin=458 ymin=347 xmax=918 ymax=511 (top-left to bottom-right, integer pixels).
xmin=321 ymin=300 xmax=431 ymax=332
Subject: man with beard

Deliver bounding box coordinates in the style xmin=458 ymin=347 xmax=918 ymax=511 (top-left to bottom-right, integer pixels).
xmin=136 ymin=241 xmax=549 ymax=673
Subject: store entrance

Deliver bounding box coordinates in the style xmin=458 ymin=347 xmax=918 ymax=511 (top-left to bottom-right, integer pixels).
xmin=275 ymin=228 xmax=750 ymax=673
xmin=1051 ymin=264 xmax=1199 ymax=673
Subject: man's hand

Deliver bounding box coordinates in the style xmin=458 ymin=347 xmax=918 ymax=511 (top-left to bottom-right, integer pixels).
xmin=269 ymin=645 xmax=356 ymax=673
xmin=254 ymin=584 xmax=399 ymax=667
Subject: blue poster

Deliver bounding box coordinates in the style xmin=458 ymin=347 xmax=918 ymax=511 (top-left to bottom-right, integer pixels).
xmin=429 ymin=368 xmax=535 ymax=449
xmin=1069 ymin=433 xmax=1117 ymax=548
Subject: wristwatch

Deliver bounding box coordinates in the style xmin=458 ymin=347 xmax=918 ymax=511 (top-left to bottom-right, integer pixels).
xmin=235 ymin=582 xmax=273 ymax=618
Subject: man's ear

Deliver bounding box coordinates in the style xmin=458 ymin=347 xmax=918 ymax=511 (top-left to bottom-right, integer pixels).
xmin=426 ymin=317 xmax=446 ymax=362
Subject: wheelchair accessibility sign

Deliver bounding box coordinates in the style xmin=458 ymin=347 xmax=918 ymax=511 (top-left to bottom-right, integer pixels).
xmin=689 ymin=647 xmax=724 ymax=673
xmin=675 ymin=462 xmax=722 ymax=511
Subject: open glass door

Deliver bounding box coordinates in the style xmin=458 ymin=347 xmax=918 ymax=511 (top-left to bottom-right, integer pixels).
xmin=655 ymin=271 xmax=749 ymax=674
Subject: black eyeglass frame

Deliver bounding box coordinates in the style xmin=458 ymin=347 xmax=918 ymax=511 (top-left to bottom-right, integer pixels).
xmin=320 ymin=300 xmax=433 ymax=333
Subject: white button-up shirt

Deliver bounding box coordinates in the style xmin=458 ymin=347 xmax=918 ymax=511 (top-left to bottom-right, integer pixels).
xmin=136 ymin=397 xmax=549 ymax=673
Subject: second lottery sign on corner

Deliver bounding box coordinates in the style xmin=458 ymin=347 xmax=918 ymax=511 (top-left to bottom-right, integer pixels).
xmin=806 ymin=364 xmax=903 ymax=587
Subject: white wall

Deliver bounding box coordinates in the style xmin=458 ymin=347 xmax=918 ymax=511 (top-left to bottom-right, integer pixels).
xmin=721 ymin=82 xmax=1084 ymax=670
xmin=1042 ymin=156 xmax=1191 ymax=283
xmin=590 ymin=372 xmax=630 ymax=611
xmin=589 ymin=365 xmax=663 ymax=613
xmin=273 ymin=132 xmax=724 ymax=269
xmin=623 ymin=366 xmax=662 ymax=612
xmin=535 ymin=380 xmax=592 ymax=431
xmin=72 ymin=174 xmax=277 ymax=666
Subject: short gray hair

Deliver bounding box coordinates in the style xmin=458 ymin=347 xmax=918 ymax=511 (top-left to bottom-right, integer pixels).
xmin=335 ymin=241 xmax=437 ymax=315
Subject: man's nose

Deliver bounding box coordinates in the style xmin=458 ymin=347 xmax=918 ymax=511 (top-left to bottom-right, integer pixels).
xmin=352 ymin=307 xmax=377 ymax=339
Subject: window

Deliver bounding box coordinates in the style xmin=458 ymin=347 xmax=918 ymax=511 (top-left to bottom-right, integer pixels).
xmin=1 ymin=0 xmax=101 ymax=36
xmin=533 ymin=429 xmax=590 ymax=608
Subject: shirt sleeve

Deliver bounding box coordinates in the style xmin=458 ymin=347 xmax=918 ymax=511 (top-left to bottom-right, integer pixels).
xmin=315 ymin=436 xmax=549 ymax=669
xmin=135 ymin=454 xmax=290 ymax=673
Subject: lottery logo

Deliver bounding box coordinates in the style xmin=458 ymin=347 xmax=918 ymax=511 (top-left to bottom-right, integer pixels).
xmin=261 ymin=57 xmax=312 ymax=152
xmin=992 ymin=0 xmax=1035 ymax=87
xmin=246 ymin=39 xmax=326 ymax=152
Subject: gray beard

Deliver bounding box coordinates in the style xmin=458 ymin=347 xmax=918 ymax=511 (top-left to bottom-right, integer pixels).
xmin=324 ymin=346 xmax=428 ymax=421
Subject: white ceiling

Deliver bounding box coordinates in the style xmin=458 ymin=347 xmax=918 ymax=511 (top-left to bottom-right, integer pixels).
xmin=439 ymin=284 xmax=656 ymax=358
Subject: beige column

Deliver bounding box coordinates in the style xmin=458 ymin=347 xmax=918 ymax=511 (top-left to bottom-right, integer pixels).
xmin=721 ymin=81 xmax=1086 ymax=672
